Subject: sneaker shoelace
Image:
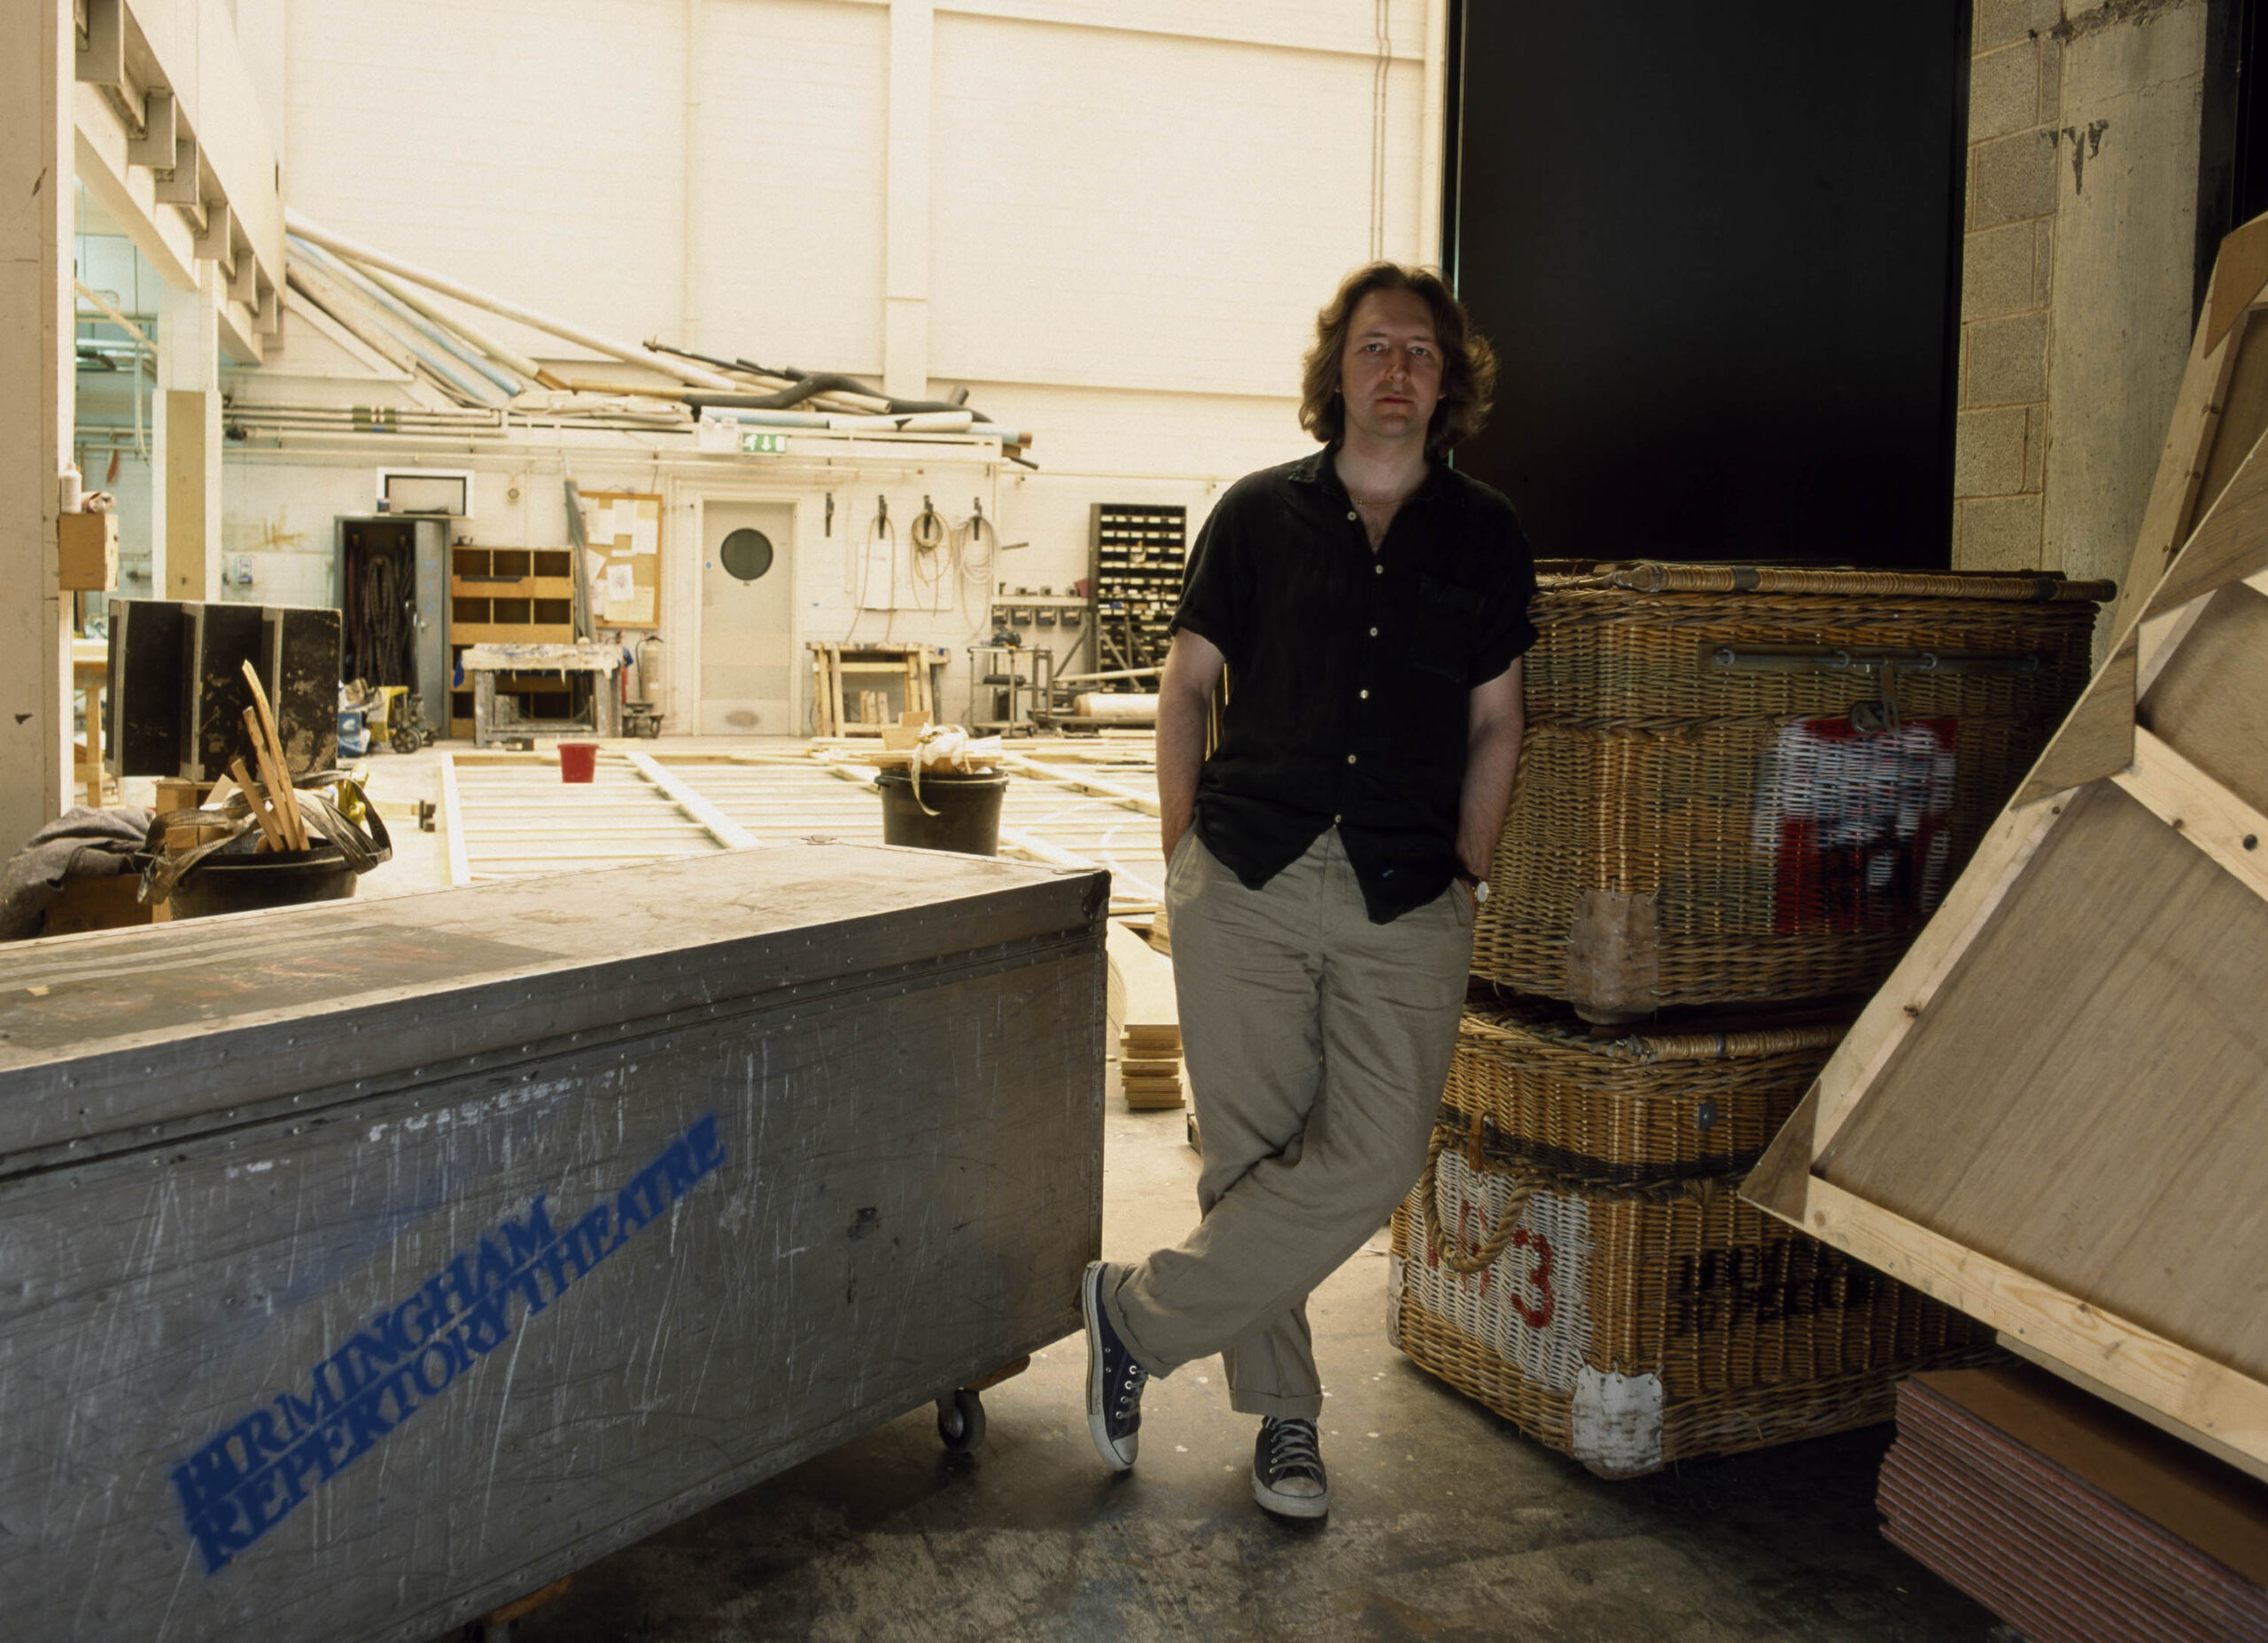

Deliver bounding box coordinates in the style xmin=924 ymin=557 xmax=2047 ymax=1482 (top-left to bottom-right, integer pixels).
xmin=1264 ymin=1417 xmax=1323 ymax=1478
xmin=1114 ymin=1360 xmax=1148 ymax=1421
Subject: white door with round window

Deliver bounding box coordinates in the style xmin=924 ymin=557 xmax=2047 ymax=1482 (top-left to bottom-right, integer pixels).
xmin=699 ymin=501 xmax=796 ymax=734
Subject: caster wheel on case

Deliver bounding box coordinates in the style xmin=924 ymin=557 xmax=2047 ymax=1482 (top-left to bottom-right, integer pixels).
xmin=936 ymin=1388 xmax=985 ymax=1455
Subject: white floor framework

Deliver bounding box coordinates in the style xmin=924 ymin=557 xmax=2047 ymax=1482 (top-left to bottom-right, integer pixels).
xmin=438 ymin=738 xmax=1166 ymax=915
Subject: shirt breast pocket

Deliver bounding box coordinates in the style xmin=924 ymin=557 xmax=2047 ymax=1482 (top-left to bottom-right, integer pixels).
xmin=1411 ymin=575 xmax=1483 ymax=682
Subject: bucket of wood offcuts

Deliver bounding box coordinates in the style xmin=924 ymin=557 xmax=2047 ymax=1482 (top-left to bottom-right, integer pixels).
xmin=559 ymin=742 xmax=598 ymax=783
xmin=876 ymin=771 xmax=1008 ymax=856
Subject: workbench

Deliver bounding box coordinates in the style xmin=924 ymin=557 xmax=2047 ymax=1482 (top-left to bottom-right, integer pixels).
xmin=459 ymin=641 xmax=623 ymax=747
xmin=808 ymin=642 xmax=947 ymax=736
xmin=0 ymin=844 xmax=1107 ymax=1641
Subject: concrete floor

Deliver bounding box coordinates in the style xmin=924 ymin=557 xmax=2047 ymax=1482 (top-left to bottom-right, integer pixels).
xmin=485 ymin=1102 xmax=1992 ymax=1643
xmin=316 ymin=741 xmax=1989 ymax=1642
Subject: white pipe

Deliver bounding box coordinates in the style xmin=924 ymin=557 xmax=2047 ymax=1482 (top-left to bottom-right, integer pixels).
xmin=340 ymin=254 xmax=543 ymax=382
xmin=683 ymin=0 xmax=702 ymax=354
xmin=284 ymin=263 xmax=423 ymax=378
xmin=1419 ymin=0 xmax=1449 ymax=267
xmin=285 ymin=209 xmax=741 ymax=392
xmin=74 ymin=281 xmax=153 ymax=352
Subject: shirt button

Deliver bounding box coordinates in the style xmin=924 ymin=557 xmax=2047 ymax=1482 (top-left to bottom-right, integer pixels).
xmin=1346 ymin=510 xmax=1357 ymax=521
xmin=1368 ymin=627 xmax=1379 ymax=637
xmin=1374 ymin=565 xmax=1385 ymax=576
xmin=1347 ymin=753 xmax=1357 ymax=766
xmin=1359 ymin=689 xmax=1370 ymax=699
xmin=1333 ymin=814 xmax=1343 ymax=823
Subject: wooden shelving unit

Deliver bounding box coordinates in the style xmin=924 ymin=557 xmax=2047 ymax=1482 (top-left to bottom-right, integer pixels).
xmin=448 ymin=546 xmax=578 ymax=738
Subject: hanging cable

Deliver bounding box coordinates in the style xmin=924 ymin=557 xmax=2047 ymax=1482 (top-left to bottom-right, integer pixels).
xmin=849 ymin=494 xmax=898 ymax=642
xmin=957 ymin=499 xmax=1000 ymax=639
xmin=908 ymin=494 xmax=951 ymax=614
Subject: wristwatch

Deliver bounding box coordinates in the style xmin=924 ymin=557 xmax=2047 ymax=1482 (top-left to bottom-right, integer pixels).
xmin=1456 ymin=869 xmax=1490 ymax=904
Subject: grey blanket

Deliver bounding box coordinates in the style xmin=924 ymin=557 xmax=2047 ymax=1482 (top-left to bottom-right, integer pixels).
xmin=0 ymin=806 xmax=155 ymax=941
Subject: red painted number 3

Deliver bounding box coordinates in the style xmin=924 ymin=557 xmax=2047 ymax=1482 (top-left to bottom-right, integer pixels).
xmin=1441 ymin=1199 xmax=1556 ymax=1330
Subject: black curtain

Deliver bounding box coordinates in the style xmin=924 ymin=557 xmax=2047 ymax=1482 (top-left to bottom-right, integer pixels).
xmin=1445 ymin=3 xmax=1972 ymax=570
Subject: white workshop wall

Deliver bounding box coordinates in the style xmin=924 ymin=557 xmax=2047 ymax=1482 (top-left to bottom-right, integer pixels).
xmin=929 ymin=12 xmax=1425 ymax=397
xmin=253 ymin=0 xmax=1437 ymax=724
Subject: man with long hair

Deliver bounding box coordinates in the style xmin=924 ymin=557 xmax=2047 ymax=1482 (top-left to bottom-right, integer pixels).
xmin=1080 ymin=263 xmax=1536 ymax=1519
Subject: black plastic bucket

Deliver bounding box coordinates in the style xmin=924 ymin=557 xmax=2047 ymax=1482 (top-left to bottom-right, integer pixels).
xmin=168 ymin=845 xmax=361 ymax=920
xmin=875 ymin=771 xmax=1008 ymax=856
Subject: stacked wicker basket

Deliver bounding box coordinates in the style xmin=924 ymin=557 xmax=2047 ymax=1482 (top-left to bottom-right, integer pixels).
xmin=1388 ymin=562 xmax=2114 ymax=1477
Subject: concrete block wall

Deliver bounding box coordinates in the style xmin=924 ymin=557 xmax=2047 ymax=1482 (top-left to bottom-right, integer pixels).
xmin=1952 ymin=0 xmax=2208 ymax=597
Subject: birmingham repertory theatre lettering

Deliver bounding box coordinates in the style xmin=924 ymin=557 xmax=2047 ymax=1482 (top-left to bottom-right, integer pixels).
xmin=171 ymin=1113 xmax=727 ymax=1574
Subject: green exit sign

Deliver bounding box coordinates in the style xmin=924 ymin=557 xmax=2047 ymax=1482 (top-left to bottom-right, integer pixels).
xmin=739 ymin=430 xmax=788 ymax=454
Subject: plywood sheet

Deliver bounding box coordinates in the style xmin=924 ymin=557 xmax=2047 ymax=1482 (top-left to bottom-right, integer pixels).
xmin=1816 ymin=783 xmax=2268 ymax=1384
xmin=1746 ymin=207 xmax=2268 ymax=1472
xmin=1881 ymin=1366 xmax=2268 ymax=1641
xmin=1924 ymin=1364 xmax=2268 ymax=1587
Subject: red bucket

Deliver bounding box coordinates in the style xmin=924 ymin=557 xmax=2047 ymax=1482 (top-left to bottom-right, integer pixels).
xmin=559 ymin=742 xmax=597 ymax=783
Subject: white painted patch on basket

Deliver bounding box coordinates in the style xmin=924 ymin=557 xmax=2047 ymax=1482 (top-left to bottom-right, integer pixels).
xmin=1751 ymin=716 xmax=1957 ymax=933
xmin=1571 ymin=1367 xmax=1666 ymax=1476
xmin=1403 ymin=1149 xmax=1593 ymax=1394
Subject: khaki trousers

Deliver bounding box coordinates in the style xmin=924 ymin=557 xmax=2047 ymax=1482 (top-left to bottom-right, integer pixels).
xmin=1102 ymin=828 xmax=1473 ymax=1418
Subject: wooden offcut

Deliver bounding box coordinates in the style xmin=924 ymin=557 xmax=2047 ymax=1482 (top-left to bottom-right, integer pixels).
xmin=1106 ymin=919 xmax=1183 ymax=1110
xmin=1744 ymin=214 xmax=2268 ymax=1476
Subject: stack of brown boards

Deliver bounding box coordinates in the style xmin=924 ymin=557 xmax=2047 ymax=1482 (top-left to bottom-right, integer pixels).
xmin=1879 ymin=1364 xmax=2268 ymax=1642
xmin=1743 ymin=208 xmax=2268 ymax=1483
xmin=1105 ymin=920 xmax=1183 ymax=1110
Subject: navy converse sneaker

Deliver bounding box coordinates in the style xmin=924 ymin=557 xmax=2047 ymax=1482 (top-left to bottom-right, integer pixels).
xmin=1252 ymin=1416 xmax=1330 ymax=1519
xmin=1081 ymin=1261 xmax=1147 ymax=1471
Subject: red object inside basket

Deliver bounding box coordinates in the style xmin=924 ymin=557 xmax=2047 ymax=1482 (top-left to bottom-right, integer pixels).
xmin=1754 ymin=716 xmax=1956 ymax=934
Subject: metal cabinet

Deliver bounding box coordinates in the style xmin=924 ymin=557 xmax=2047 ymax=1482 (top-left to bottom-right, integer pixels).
xmin=0 ymin=844 xmax=1107 ymax=1641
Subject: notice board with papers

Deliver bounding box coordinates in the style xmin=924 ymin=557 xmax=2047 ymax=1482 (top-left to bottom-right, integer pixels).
xmin=577 ymin=489 xmax=664 ymax=630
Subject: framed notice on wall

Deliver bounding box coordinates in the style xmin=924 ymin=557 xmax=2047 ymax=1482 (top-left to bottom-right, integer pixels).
xmin=577 ymin=490 xmax=663 ymax=629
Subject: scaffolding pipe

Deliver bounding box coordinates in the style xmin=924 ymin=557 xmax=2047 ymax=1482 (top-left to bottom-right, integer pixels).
xmin=345 ymin=257 xmax=548 ymax=381
xmin=286 ymin=210 xmax=741 ymax=392
xmin=287 ymin=246 xmax=501 ymax=407
xmin=296 ymin=238 xmax=524 ymax=398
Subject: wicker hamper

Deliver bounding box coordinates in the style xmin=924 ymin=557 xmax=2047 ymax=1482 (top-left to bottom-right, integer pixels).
xmin=1479 ymin=563 xmax=2111 ymax=1019
xmin=1443 ymin=992 xmax=1848 ymax=1183
xmin=1388 ymin=1124 xmax=1999 ymax=1477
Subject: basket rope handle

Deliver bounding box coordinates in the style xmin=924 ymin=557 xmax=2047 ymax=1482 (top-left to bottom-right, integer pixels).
xmin=1420 ymin=1127 xmax=1542 ymax=1276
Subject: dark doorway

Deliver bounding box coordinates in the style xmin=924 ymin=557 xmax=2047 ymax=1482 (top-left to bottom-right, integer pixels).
xmin=1445 ymin=4 xmax=1971 ymax=570
xmin=339 ymin=518 xmax=419 ymax=688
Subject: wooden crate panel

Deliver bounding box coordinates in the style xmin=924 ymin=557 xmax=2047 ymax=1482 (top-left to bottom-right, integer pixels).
xmin=1744 ymin=213 xmax=2268 ymax=1476
xmin=1816 ymin=783 xmax=2268 ymax=1386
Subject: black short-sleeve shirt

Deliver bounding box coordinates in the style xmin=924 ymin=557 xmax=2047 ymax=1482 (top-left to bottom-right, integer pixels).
xmin=1172 ymin=447 xmax=1538 ymax=923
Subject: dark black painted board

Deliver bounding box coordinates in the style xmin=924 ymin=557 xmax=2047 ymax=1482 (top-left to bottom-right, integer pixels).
xmin=188 ymin=603 xmax=267 ymax=782
xmin=108 ymin=599 xmax=190 ymax=777
xmin=105 ymin=600 xmax=347 ymax=781
xmin=264 ymin=605 xmax=342 ymax=774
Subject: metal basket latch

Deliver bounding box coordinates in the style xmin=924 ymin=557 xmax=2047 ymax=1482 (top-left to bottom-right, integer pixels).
xmin=1703 ymin=643 xmax=2043 ymax=734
